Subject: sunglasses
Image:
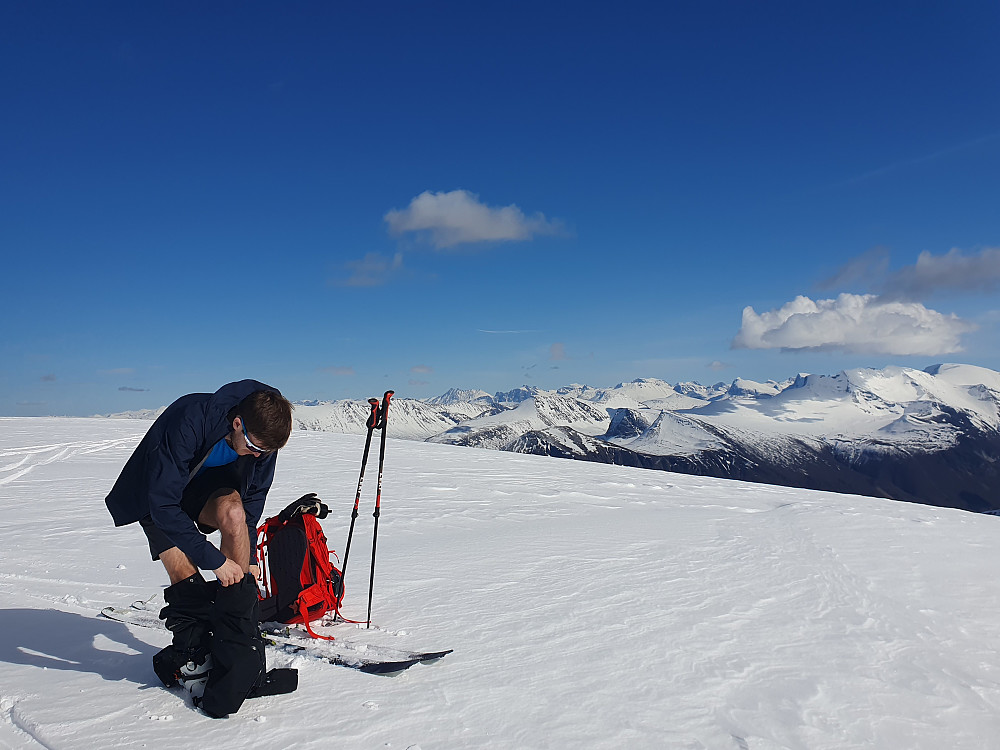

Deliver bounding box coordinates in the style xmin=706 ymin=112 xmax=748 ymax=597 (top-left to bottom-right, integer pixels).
xmin=240 ymin=419 xmax=272 ymax=454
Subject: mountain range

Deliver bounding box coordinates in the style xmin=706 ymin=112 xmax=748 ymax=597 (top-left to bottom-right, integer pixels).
xmin=287 ymin=363 xmax=1000 ymax=513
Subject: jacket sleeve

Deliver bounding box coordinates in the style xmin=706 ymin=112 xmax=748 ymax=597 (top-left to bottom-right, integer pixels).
xmin=243 ymin=452 xmax=276 ymax=566
xmin=146 ymin=415 xmax=228 ymax=572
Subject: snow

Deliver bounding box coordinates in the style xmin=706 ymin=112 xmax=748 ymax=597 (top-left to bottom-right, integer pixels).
xmin=428 ymin=393 xmax=611 ymax=449
xmin=3 ymin=417 xmax=1000 ymax=748
xmin=423 ymin=388 xmax=494 ymax=407
xmin=727 ymin=378 xmax=785 ymax=398
xmin=613 ymin=364 xmax=1000 ymax=459
xmin=622 ymin=411 xmax=727 ymax=456
xmin=925 ymin=363 xmax=1000 ymax=392
xmin=292 ymin=398 xmax=493 ymax=441
xmin=288 ymin=363 xmax=1000 ymax=467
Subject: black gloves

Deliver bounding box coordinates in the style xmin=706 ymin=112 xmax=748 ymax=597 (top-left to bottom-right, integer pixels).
xmin=277 ymin=493 xmax=330 ymax=523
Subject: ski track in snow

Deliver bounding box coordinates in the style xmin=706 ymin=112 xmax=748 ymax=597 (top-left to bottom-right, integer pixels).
xmin=2 ymin=419 xmax=1000 ymax=748
xmin=0 ymin=438 xmax=134 ymax=486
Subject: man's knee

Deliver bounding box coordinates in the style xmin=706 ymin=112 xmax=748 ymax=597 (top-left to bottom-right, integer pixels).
xmin=211 ymin=491 xmax=247 ymax=536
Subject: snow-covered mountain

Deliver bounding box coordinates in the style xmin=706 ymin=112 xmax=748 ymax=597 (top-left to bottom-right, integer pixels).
xmin=102 ymin=407 xmax=167 ymax=420
xmin=289 ymin=363 xmax=1000 ymax=512
xmin=291 ymin=396 xmax=497 ymax=441
xmin=423 ymin=387 xmax=494 ymax=407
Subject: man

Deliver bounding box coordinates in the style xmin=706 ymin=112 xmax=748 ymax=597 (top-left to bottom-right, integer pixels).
xmin=106 ymin=379 xmax=294 ymax=717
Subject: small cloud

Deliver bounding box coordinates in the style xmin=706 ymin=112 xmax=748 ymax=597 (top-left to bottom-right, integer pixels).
xmin=478 ymin=329 xmax=543 ymax=334
xmin=816 ymin=245 xmax=1000 ymax=302
xmin=40 ymin=374 xmax=56 ymax=382
xmin=118 ymin=386 xmax=149 ymax=392
xmin=732 ymin=293 xmax=976 ymax=356
xmin=320 ymin=366 xmax=355 ymax=376
xmin=335 ymin=252 xmax=405 ymax=288
xmin=549 ymin=343 xmax=567 ymax=361
xmin=817 ymin=246 xmax=890 ymax=291
xmin=411 ymin=365 xmax=433 ymax=374
xmin=385 ymin=190 xmax=563 ymax=249
xmin=707 ymin=360 xmax=731 ymax=371
xmin=835 ymin=132 xmax=1000 ymax=187
xmin=881 ymin=246 xmax=1000 ymax=301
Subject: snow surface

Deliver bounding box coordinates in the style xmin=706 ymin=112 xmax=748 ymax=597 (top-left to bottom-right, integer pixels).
xmin=3 ymin=417 xmax=1000 ymax=749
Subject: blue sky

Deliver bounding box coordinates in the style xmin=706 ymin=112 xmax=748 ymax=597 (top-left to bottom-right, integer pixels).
xmin=2 ymin=1 xmax=999 ymax=415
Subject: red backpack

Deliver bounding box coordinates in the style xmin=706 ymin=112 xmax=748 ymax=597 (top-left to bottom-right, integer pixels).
xmin=256 ymin=512 xmax=344 ymax=640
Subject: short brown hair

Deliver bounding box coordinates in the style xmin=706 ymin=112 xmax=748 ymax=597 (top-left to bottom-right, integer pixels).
xmin=237 ymin=390 xmax=293 ymax=451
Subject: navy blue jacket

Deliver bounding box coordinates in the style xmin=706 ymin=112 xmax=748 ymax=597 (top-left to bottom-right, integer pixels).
xmin=105 ymin=380 xmax=281 ymax=571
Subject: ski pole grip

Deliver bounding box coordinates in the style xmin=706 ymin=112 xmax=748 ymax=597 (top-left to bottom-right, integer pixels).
xmin=375 ymin=391 xmax=394 ymax=430
xmin=366 ymin=398 xmax=380 ymax=429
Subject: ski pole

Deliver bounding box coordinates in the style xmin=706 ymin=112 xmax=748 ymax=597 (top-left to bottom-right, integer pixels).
xmin=333 ymin=397 xmax=380 ymax=624
xmin=367 ymin=390 xmax=393 ymax=628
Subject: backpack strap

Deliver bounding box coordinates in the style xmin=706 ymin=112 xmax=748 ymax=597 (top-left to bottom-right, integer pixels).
xmin=296 ymin=588 xmax=336 ymax=641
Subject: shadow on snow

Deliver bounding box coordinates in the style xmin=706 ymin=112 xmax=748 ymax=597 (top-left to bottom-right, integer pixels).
xmin=0 ymin=608 xmax=158 ymax=687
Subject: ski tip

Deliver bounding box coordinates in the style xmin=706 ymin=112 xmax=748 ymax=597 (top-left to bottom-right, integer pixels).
xmin=356 ymin=658 xmax=423 ymax=675
xmin=418 ymin=649 xmax=454 ymax=662
xmin=344 ymin=649 xmax=452 ymax=675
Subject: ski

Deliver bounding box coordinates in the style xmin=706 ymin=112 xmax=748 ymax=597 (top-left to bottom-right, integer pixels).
xmin=100 ymin=603 xmax=452 ymax=675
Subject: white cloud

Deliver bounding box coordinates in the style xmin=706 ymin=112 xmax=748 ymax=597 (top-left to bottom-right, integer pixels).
xmin=549 ymin=343 xmax=567 ymax=361
xmin=732 ymin=293 xmax=976 ymax=356
xmin=337 ymin=252 xmax=405 ymax=287
xmin=384 ymin=190 xmax=562 ymax=249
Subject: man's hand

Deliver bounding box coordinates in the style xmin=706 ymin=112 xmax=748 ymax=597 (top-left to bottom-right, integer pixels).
xmin=277 ymin=493 xmax=330 ymax=522
xmin=214 ymin=558 xmax=245 ymax=587
xmin=249 ymin=564 xmax=261 ymax=583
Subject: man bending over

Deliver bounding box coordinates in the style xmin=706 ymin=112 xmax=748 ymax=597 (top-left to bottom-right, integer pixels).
xmin=106 ymin=380 xmax=293 ymax=716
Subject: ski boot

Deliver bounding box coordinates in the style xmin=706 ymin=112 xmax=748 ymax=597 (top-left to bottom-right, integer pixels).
xmin=178 ymin=653 xmax=214 ymax=700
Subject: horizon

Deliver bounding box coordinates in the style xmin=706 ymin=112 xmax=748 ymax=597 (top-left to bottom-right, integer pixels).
xmin=3 ymin=3 xmax=999 ymax=417
xmin=41 ymin=359 xmax=995 ymax=418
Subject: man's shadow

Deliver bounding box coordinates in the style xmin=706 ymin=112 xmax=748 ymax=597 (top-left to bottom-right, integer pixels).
xmin=0 ymin=608 xmax=161 ymax=687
